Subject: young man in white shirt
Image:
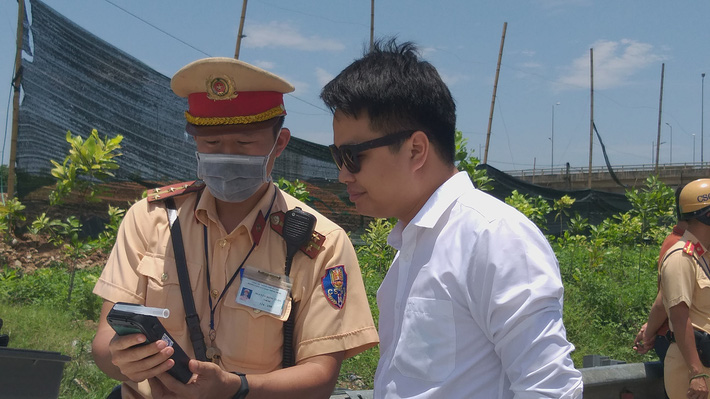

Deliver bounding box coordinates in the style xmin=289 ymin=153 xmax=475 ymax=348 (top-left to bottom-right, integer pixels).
xmin=320 ymin=38 xmax=583 ymax=399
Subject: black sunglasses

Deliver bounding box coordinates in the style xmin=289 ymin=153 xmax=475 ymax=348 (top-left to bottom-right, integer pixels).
xmin=329 ymin=130 xmax=417 ymax=174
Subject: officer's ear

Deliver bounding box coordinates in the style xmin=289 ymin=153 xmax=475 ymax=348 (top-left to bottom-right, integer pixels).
xmin=273 ymin=128 xmax=291 ymax=158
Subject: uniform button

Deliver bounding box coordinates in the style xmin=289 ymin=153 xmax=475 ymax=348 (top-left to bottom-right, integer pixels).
xmin=211 ymin=289 xmax=219 ymax=298
xmin=253 ymin=309 xmax=261 ymax=314
xmin=161 ymin=272 xmax=169 ymax=281
xmin=219 ymin=239 xmax=227 ymax=248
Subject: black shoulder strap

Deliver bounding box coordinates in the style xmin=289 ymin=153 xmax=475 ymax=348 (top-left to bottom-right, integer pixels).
xmin=661 ymin=246 xmax=710 ymax=281
xmin=165 ymin=198 xmax=208 ymax=362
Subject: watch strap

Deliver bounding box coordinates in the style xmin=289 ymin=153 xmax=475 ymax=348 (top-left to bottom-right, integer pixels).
xmin=231 ymin=372 xmax=249 ymax=399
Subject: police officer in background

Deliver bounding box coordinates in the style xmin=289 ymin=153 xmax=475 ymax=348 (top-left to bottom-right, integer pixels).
xmin=91 ymin=57 xmax=378 ymax=399
xmin=660 ymin=178 xmax=710 ymax=399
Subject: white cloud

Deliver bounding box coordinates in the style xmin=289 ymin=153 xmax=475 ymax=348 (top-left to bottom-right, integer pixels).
xmin=243 ymin=21 xmax=345 ymax=51
xmin=534 ymin=0 xmax=592 ymax=9
xmin=555 ymin=39 xmax=664 ymax=90
xmin=253 ymin=60 xmax=275 ymax=70
xmin=286 ymin=77 xmax=310 ymax=95
xmin=315 ymin=67 xmax=334 ymax=87
xmin=439 ymin=72 xmax=469 ymax=87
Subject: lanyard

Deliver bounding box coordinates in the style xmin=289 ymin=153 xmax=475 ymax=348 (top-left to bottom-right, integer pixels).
xmin=203 ymin=191 xmax=277 ymax=336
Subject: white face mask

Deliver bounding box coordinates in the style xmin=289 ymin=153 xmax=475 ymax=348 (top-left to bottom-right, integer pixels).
xmin=196 ymin=137 xmax=279 ymax=203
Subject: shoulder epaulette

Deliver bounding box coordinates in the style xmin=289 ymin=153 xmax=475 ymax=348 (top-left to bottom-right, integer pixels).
xmin=269 ymin=211 xmax=326 ymax=259
xmin=146 ymin=180 xmax=206 ymax=203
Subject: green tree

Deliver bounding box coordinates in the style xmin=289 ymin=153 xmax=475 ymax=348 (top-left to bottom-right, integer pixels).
xmin=277 ymin=177 xmax=311 ymax=202
xmin=504 ymin=190 xmax=552 ymax=232
xmin=0 ymin=197 xmax=26 ymax=239
xmin=553 ymin=195 xmax=576 ymax=232
xmin=50 ymin=129 xmax=123 ymax=205
xmin=454 ymin=130 xmax=493 ymax=191
xmin=357 ymin=218 xmax=396 ymax=277
xmin=625 ymin=175 xmax=675 ymax=243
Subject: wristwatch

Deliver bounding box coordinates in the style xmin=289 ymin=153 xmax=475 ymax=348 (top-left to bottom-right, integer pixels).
xmin=231 ymin=372 xmax=249 ymax=399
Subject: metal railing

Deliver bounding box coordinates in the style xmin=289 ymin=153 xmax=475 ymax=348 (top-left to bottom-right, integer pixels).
xmin=505 ymin=162 xmax=710 ymax=178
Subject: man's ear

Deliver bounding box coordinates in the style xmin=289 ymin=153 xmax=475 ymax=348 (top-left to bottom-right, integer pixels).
xmin=273 ymin=128 xmax=291 ymax=158
xmin=409 ymin=130 xmax=429 ymax=171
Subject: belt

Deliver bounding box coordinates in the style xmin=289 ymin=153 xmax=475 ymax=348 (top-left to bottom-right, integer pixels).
xmin=666 ymin=329 xmax=710 ymax=343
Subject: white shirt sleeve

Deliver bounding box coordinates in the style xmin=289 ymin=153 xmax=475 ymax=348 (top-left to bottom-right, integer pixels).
xmin=468 ymin=216 xmax=583 ymax=398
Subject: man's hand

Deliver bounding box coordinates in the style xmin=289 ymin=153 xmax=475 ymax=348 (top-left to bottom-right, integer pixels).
xmin=148 ymin=360 xmax=239 ymax=399
xmin=633 ymin=323 xmax=655 ymax=354
xmin=109 ymin=333 xmax=178 ymax=382
xmin=688 ymin=374 xmax=709 ymax=399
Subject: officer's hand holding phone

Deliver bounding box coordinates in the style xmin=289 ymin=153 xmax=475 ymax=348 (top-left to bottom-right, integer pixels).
xmin=107 ymin=302 xmax=193 ymax=383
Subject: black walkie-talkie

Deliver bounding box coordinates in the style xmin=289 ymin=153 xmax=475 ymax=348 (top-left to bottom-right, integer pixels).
xmin=282 ymin=207 xmax=317 ymax=276
xmin=281 ymin=207 xmax=316 ymax=368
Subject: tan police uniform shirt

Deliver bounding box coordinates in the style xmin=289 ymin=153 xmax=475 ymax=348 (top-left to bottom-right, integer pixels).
xmin=660 ymin=230 xmax=710 ymax=334
xmin=93 ymin=183 xmax=379 ymax=399
xmin=660 ymin=231 xmax=710 ymax=399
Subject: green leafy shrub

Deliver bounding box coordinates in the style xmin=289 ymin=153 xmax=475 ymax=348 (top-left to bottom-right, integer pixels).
xmin=505 ymin=190 xmax=552 ymax=232
xmin=0 ymin=265 xmax=103 ymax=321
xmin=50 ymin=129 xmax=123 ymax=205
xmin=357 ymin=218 xmax=396 ymax=278
xmin=455 ymin=130 xmax=493 ymax=191
xmin=0 ymin=197 xmax=26 ymax=238
xmin=277 ymin=177 xmax=311 ymax=202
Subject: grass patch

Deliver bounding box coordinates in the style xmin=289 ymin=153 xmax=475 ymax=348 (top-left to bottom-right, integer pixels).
xmin=0 ymin=302 xmax=117 ymax=398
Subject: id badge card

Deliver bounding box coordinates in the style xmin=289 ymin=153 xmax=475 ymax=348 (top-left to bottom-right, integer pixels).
xmin=236 ymin=266 xmax=292 ymax=318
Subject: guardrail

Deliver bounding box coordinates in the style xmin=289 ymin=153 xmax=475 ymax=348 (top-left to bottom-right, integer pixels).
xmin=506 ymin=162 xmax=710 ymax=178
xmin=328 ymin=361 xmax=667 ymax=399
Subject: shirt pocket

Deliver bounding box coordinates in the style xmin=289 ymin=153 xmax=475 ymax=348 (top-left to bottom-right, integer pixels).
xmin=393 ymin=297 xmax=456 ymax=381
xmin=136 ymin=254 xmax=202 ymax=335
xmin=221 ymin=291 xmax=292 ymax=370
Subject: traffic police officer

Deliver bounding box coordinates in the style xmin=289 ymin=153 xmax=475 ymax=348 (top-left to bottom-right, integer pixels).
xmin=92 ymin=57 xmax=378 ymax=399
xmin=661 ymin=178 xmax=710 ymax=399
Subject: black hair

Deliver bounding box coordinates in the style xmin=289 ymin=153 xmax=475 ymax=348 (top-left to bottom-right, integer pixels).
xmin=320 ymin=38 xmax=457 ymax=165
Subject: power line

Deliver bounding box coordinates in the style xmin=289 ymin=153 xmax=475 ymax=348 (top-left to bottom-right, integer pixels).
xmin=100 ymin=0 xmax=325 ymax=115
xmin=101 ymin=0 xmax=212 ymax=57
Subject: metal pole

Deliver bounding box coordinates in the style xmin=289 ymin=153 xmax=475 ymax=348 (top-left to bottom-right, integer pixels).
xmin=666 ymin=122 xmax=672 ymax=163
xmin=588 ymin=48 xmax=594 ymax=189
xmin=551 ymin=104 xmax=554 ymax=169
xmin=483 ymin=22 xmax=507 ymax=165
xmin=703 ymin=73 xmax=706 ymax=165
xmin=694 ymin=134 xmax=696 ymax=163
xmin=234 ymin=0 xmax=248 ymax=59
xmin=7 ymin=0 xmax=25 ymax=200
xmin=655 ymin=63 xmax=664 ymax=174
xmin=551 ymin=102 xmax=559 ymax=170
xmin=370 ymin=0 xmax=375 ymax=52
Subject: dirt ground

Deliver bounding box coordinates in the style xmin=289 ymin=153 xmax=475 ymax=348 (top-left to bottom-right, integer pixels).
xmin=4 ymin=182 xmax=148 ymax=274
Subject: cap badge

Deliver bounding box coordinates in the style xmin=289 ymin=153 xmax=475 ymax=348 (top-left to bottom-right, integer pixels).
xmin=206 ymin=75 xmax=237 ymax=100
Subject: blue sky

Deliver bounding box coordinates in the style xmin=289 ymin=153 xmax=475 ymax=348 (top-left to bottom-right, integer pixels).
xmin=1 ymin=0 xmax=708 ymax=172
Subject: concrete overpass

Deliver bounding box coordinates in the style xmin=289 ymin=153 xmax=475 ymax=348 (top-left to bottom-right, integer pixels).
xmin=506 ymin=162 xmax=710 ymax=194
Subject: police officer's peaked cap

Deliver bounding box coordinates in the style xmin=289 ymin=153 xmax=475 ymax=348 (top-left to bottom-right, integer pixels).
xmin=171 ymin=57 xmax=295 ymax=136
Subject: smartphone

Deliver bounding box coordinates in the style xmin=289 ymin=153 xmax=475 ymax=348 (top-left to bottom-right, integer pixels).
xmin=107 ymin=302 xmax=192 ymax=383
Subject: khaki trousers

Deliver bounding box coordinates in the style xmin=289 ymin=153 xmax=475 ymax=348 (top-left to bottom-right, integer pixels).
xmin=665 ymin=342 xmax=710 ymax=399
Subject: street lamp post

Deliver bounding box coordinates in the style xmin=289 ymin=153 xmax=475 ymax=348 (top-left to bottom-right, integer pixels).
xmin=551 ymin=102 xmax=560 ymax=170
xmin=694 ymin=134 xmax=697 ymax=163
xmin=703 ymin=73 xmax=706 ymax=164
xmin=665 ymin=122 xmax=673 ymax=163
